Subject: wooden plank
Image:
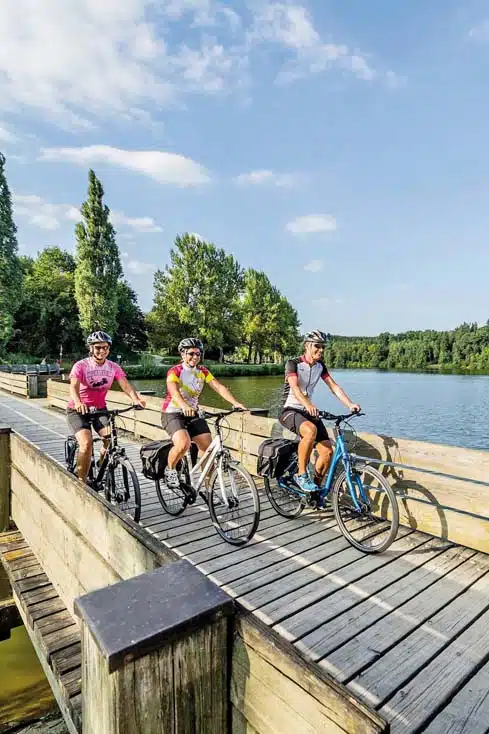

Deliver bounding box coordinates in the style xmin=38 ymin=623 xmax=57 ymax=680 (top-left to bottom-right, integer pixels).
xmin=0 ymin=428 xmax=10 ymax=532
xmin=51 ymin=643 xmax=82 ymax=676
xmin=315 ymin=545 xmax=479 ymax=682
xmin=347 ymin=554 xmax=489 ymax=709
xmin=232 ymin=614 xmax=388 ymax=734
xmin=296 ymin=540 xmax=458 ymax=662
xmin=253 ymin=529 xmax=423 ymax=627
xmin=422 ymin=662 xmax=489 ymax=734
xmin=375 ymin=604 xmax=489 ymax=734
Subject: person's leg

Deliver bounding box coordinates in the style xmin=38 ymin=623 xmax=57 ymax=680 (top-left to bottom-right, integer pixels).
xmin=192 ymin=430 xmax=212 ymax=486
xmin=314 ymin=440 xmax=333 ymax=486
xmin=168 ymin=429 xmax=191 ymax=468
xmin=297 ymin=421 xmax=318 ymax=475
xmin=75 ymin=429 xmax=93 ymax=483
xmin=94 ymin=417 xmax=110 ymax=467
xmin=279 ymin=410 xmax=318 ymax=492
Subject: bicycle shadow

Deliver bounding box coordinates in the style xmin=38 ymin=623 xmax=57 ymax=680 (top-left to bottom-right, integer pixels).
xmin=350 ymin=433 xmax=450 ymax=546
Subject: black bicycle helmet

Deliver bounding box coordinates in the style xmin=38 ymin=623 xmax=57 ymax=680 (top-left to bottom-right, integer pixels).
xmin=303 ymin=329 xmax=329 ymax=344
xmin=87 ymin=330 xmax=112 ymax=345
xmin=178 ymin=337 xmax=204 ymax=352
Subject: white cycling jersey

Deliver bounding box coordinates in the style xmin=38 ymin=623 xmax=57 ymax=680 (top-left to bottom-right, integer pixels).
xmin=281 ymin=356 xmax=329 ymax=411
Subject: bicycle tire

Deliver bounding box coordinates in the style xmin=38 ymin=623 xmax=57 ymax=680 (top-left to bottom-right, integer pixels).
xmin=104 ymin=457 xmax=142 ymax=523
xmin=263 ymin=476 xmax=305 ymax=518
xmin=331 ymin=462 xmax=399 ymax=554
xmin=208 ymin=461 xmax=260 ymax=546
xmin=155 ymin=456 xmax=190 ymax=516
xmin=64 ymin=435 xmax=77 ymax=474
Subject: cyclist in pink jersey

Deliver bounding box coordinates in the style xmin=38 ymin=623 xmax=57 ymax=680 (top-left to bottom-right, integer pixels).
xmin=161 ymin=337 xmax=246 ymax=491
xmin=67 ymin=331 xmax=146 ymax=482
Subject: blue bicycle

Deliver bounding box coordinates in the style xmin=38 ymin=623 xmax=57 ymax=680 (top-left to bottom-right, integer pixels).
xmin=263 ymin=411 xmax=399 ymax=553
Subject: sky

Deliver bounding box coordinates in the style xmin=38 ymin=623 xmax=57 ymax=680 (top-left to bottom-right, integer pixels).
xmin=1 ymin=0 xmax=489 ymax=337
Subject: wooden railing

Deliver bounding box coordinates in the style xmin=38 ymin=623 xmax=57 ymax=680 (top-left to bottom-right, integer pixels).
xmin=47 ymin=379 xmax=489 ymax=554
xmin=0 ymin=425 xmax=388 ymax=734
xmin=0 ymin=371 xmax=62 ymax=398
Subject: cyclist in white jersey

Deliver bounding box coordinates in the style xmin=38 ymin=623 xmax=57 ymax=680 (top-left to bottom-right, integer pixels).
xmin=279 ymin=330 xmax=360 ymax=492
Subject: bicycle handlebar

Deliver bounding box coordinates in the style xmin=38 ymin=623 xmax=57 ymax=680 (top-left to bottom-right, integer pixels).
xmin=86 ymin=404 xmax=144 ymax=418
xmin=317 ymin=409 xmax=365 ymax=424
xmin=175 ymin=407 xmax=268 ymax=421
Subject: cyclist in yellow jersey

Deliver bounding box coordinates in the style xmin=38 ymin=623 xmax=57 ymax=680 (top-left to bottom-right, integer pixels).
xmin=161 ymin=337 xmax=246 ymax=490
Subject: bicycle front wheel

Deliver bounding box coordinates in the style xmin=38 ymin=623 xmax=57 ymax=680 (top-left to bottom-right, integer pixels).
xmin=104 ymin=457 xmax=142 ymax=523
xmin=208 ymin=461 xmax=260 ymax=546
xmin=155 ymin=456 xmax=190 ymax=516
xmin=331 ymin=462 xmax=399 ymax=554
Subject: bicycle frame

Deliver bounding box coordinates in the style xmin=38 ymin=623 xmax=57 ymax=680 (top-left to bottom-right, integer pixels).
xmin=318 ymin=426 xmax=367 ymax=511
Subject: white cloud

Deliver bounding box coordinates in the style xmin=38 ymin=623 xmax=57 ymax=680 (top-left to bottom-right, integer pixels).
xmin=110 ymin=211 xmax=162 ymax=233
xmin=39 ymin=145 xmax=211 ymax=186
xmin=126 ymin=259 xmax=157 ymax=275
xmin=12 ymin=193 xmax=74 ymax=230
xmin=469 ymin=19 xmax=489 ymax=41
xmin=250 ymin=3 xmax=379 ymax=84
xmin=0 ymin=123 xmax=17 ymax=143
xmin=234 ymin=169 xmax=299 ymax=187
xmin=0 ymin=1 xmax=398 ymax=128
xmin=13 ymin=193 xmax=162 ymax=234
xmin=304 ymin=259 xmax=323 ymax=272
xmin=286 ymin=214 xmax=337 ymax=235
xmin=0 ymin=0 xmax=246 ymax=127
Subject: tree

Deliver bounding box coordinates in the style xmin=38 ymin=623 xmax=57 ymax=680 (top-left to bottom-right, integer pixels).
xmin=0 ymin=153 xmax=22 ymax=352
xmin=114 ymin=281 xmax=148 ymax=355
xmin=10 ymin=247 xmax=82 ymax=358
xmin=74 ymin=169 xmax=122 ymax=336
xmin=149 ymin=233 xmax=243 ymax=357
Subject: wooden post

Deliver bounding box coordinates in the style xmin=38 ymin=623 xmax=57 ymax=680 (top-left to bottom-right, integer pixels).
xmin=27 ymin=374 xmax=39 ymax=398
xmin=0 ymin=426 xmax=11 ymax=532
xmin=75 ymin=559 xmax=234 ymax=734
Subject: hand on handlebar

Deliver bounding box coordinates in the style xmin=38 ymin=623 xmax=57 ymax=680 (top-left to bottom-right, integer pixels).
xmin=304 ymin=401 xmax=319 ymax=418
xmin=181 ymin=405 xmax=196 ymax=418
xmin=75 ymin=400 xmax=88 ymax=415
xmin=349 ymin=403 xmax=361 ymax=413
xmin=232 ymin=402 xmax=247 ymax=411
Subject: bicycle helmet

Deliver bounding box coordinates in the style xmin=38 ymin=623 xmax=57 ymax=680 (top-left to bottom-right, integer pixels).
xmin=303 ymin=329 xmax=329 ymax=345
xmin=87 ymin=331 xmax=113 ymax=345
xmin=178 ymin=337 xmax=204 ymax=352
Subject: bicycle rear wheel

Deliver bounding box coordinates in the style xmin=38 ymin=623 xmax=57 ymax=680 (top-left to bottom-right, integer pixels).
xmin=155 ymin=456 xmax=190 ymax=516
xmin=331 ymin=462 xmax=399 ymax=553
xmin=208 ymin=461 xmax=260 ymax=546
xmin=104 ymin=457 xmax=142 ymax=523
xmin=264 ymin=476 xmax=305 ymax=518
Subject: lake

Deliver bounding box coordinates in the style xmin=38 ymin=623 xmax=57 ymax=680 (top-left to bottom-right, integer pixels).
xmin=130 ymin=369 xmax=489 ymax=451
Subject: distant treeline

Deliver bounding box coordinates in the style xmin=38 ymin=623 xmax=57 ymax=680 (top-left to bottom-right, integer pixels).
xmin=324 ymin=322 xmax=489 ymax=372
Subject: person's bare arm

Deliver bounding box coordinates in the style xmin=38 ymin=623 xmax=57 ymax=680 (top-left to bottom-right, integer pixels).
xmin=69 ymin=377 xmax=87 ymax=414
xmin=208 ymin=379 xmax=246 ymax=409
xmin=323 ymin=374 xmax=360 ymax=411
xmin=117 ymin=376 xmax=146 ymax=408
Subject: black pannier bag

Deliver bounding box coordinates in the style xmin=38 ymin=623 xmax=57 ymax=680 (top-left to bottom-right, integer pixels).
xmin=140 ymin=440 xmax=173 ymax=480
xmin=256 ymin=438 xmax=298 ymax=478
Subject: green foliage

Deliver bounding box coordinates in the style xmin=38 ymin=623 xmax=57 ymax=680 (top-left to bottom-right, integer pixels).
xmin=149 ymin=233 xmax=244 ymax=356
xmin=74 ymin=169 xmax=122 ymax=336
xmin=324 ymin=322 xmax=489 ymax=372
xmin=124 ymin=362 xmax=285 ymax=379
xmin=9 ymin=247 xmax=82 ymax=358
xmin=113 ymin=280 xmax=148 ymax=355
xmin=0 ymin=153 xmax=22 ymax=351
xmin=148 ymin=236 xmax=301 ymax=362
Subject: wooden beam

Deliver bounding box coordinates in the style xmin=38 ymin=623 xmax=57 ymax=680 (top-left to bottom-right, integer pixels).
xmin=0 ymin=426 xmax=11 ymax=532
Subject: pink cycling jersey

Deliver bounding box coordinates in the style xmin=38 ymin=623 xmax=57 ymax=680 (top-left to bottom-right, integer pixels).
xmin=67 ymin=357 xmax=125 ymax=410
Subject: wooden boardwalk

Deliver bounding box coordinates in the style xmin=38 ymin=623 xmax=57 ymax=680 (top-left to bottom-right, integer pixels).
xmin=1 ymin=391 xmax=489 ymax=734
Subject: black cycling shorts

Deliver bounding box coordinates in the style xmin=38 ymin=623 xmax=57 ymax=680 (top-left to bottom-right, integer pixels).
xmin=161 ymin=413 xmax=210 ymax=439
xmin=279 ymin=408 xmax=330 ymax=443
xmin=66 ymin=408 xmax=110 ymax=434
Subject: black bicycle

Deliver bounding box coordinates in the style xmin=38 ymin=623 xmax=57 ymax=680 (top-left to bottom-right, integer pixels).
xmin=64 ymin=405 xmax=143 ymax=523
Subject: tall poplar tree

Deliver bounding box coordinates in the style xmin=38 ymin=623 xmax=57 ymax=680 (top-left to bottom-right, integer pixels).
xmin=74 ymin=169 xmax=122 ymax=336
xmin=0 ymin=152 xmax=22 ymax=352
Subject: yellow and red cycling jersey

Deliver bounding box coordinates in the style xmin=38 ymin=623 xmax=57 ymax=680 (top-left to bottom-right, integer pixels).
xmin=162 ymin=363 xmax=214 ymax=413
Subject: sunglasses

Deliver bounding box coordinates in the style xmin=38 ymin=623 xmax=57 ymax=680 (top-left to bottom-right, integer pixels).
xmin=313 ymin=343 xmax=325 ymax=349
xmin=93 ymin=345 xmax=109 ymax=351
xmin=186 ymin=351 xmax=201 ymax=357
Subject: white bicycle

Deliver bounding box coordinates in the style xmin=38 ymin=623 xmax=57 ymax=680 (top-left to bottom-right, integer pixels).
xmin=155 ymin=407 xmax=266 ymax=546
